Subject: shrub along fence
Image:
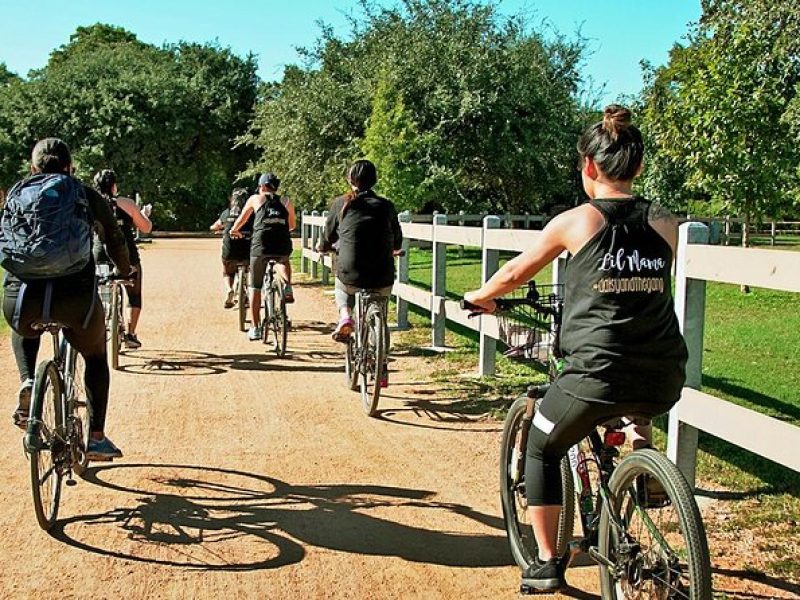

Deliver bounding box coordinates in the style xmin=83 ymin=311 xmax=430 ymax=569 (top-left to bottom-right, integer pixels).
xmin=300 ymin=212 xmax=800 ymax=488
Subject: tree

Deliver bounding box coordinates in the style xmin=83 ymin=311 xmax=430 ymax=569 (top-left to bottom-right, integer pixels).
xmin=639 ymin=0 xmax=800 ymax=242
xmin=243 ymin=0 xmax=587 ymax=214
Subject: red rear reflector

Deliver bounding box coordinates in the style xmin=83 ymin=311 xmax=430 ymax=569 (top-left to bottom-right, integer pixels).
xmin=604 ymin=431 xmax=626 ymax=446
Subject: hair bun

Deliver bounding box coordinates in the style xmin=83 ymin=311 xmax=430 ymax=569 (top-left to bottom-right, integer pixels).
xmin=602 ymin=104 xmax=632 ymax=138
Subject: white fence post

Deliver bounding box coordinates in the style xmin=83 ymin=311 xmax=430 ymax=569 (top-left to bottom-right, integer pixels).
xmin=432 ymin=213 xmax=448 ymax=348
xmin=458 ymin=210 xmax=465 ymax=258
xmin=320 ymin=211 xmax=330 ymax=285
xmin=310 ymin=211 xmax=320 ymax=280
xmin=300 ymin=210 xmax=309 ymax=274
xmin=552 ymin=254 xmax=567 ymax=287
xmin=479 ymin=215 xmax=501 ymax=376
xmin=667 ymin=222 xmax=710 ymax=489
xmin=396 ymin=211 xmax=411 ymax=329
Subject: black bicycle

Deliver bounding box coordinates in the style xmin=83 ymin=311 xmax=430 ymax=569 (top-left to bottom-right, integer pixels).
xmin=345 ymin=290 xmax=391 ymax=416
xmin=262 ymin=259 xmax=288 ymax=357
xmin=24 ymin=324 xmax=92 ymax=531
xmin=463 ymin=282 xmax=712 ymax=599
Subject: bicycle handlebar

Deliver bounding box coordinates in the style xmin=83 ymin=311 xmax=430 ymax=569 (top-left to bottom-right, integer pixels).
xmin=460 ymin=296 xmax=559 ymax=318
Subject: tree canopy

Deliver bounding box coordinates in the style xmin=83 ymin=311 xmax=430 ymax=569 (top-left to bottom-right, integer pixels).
xmin=242 ymin=0 xmax=589 ymax=214
xmin=0 ymin=24 xmax=258 ymax=229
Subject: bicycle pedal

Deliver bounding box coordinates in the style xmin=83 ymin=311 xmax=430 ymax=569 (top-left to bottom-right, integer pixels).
xmin=66 ymin=478 xmax=77 ymax=487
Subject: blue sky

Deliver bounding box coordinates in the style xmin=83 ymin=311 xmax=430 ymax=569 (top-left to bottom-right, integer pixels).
xmin=0 ymin=0 xmax=701 ymax=105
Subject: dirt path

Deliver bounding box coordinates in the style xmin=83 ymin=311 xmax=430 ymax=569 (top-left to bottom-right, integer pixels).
xmin=0 ymin=239 xmax=794 ymax=599
xmin=0 ymin=239 xmax=599 ymax=599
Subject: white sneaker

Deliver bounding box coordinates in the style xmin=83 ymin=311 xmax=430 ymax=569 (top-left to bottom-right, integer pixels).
xmin=248 ymin=326 xmax=262 ymax=341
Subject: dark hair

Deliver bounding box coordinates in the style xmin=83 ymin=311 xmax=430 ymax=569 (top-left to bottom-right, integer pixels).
xmin=94 ymin=169 xmax=117 ymax=196
xmin=341 ymin=159 xmax=378 ymax=217
xmin=31 ymin=138 xmax=72 ymax=173
xmin=577 ymin=104 xmax=644 ymax=181
xmin=230 ymin=187 xmax=249 ymax=214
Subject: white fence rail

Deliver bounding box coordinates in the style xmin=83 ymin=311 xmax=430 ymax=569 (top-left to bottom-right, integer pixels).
xmin=301 ymin=213 xmax=800 ymax=487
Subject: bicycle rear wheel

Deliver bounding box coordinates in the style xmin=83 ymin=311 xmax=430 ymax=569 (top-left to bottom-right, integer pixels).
xmin=359 ymin=308 xmax=385 ymax=417
xmin=272 ymin=284 xmax=288 ymax=357
xmin=237 ymin=268 xmax=248 ymax=332
xmin=598 ymin=448 xmax=712 ymax=600
xmin=67 ymin=350 xmax=92 ymax=477
xmin=27 ymin=360 xmax=65 ymax=531
xmin=500 ymin=395 xmax=574 ymax=569
xmin=109 ymin=285 xmax=122 ymax=370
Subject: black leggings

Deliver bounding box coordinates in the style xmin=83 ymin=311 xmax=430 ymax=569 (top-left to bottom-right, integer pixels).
xmin=525 ymin=382 xmax=676 ymax=505
xmin=3 ymin=276 xmax=110 ymax=432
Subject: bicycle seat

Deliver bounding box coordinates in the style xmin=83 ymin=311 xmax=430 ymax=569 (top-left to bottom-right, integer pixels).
xmin=602 ymin=415 xmax=651 ymax=431
xmin=30 ymin=321 xmax=63 ymax=334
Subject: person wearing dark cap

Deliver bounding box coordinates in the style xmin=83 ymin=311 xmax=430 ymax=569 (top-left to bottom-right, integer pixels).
xmin=0 ymin=138 xmax=132 ymax=460
xmin=230 ymin=172 xmax=296 ymax=341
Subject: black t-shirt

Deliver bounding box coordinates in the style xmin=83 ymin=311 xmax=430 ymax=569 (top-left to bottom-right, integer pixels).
xmin=219 ymin=207 xmax=253 ymax=261
xmin=557 ymin=198 xmax=687 ymax=405
xmin=321 ymin=191 xmax=402 ymax=288
xmin=251 ymin=194 xmax=293 ymax=257
xmin=93 ymin=195 xmax=139 ymax=266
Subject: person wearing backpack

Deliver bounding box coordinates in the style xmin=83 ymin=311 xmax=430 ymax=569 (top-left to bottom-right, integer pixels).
xmin=0 ymin=138 xmax=132 ymax=460
xmin=93 ymin=169 xmax=152 ymax=349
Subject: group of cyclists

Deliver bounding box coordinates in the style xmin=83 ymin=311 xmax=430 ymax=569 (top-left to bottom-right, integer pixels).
xmin=0 ymin=103 xmax=688 ymax=593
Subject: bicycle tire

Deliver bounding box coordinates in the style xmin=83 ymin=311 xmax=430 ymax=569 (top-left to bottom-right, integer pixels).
xmin=344 ymin=335 xmax=356 ymax=386
xmin=28 ymin=360 xmax=64 ymax=531
xmin=598 ymin=448 xmax=712 ymax=600
xmin=68 ymin=349 xmax=92 ymax=477
xmin=360 ymin=307 xmax=385 ymax=417
xmin=237 ymin=269 xmax=248 ymax=332
xmin=262 ymin=284 xmax=273 ymax=346
xmin=109 ymin=285 xmax=121 ymax=370
xmin=274 ymin=292 xmax=288 ymax=357
xmin=500 ymin=395 xmax=574 ymax=569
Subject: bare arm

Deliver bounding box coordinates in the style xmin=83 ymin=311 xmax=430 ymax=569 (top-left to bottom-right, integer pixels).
xmin=283 ymin=197 xmax=296 ymax=231
xmin=209 ymin=219 xmax=224 ymax=232
xmin=114 ymin=197 xmax=152 ymax=233
xmin=647 ymin=202 xmax=679 ymax=257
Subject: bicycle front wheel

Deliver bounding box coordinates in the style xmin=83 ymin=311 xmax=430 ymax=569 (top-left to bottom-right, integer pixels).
xmin=500 ymin=395 xmax=574 ymax=569
xmin=359 ymin=308 xmax=385 ymax=417
xmin=598 ymin=448 xmax=712 ymax=600
xmin=27 ymin=360 xmax=65 ymax=531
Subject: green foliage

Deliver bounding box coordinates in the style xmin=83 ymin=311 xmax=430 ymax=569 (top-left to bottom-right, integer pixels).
xmin=639 ymin=1 xmax=800 ymax=227
xmin=243 ymin=0 xmax=587 ymax=213
xmin=0 ymin=24 xmax=258 ymax=230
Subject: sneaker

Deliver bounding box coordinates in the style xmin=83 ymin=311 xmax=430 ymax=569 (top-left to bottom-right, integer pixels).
xmin=86 ymin=436 xmax=123 ymax=461
xmin=13 ymin=379 xmax=33 ymax=430
xmin=224 ymin=290 xmax=235 ymax=308
xmin=332 ymin=317 xmax=355 ymax=343
xmin=283 ymin=285 xmax=295 ymax=304
xmin=248 ymin=326 xmax=263 ymax=341
xmin=636 ymin=474 xmax=670 ymax=508
xmin=520 ymin=557 xmax=566 ymax=593
xmin=124 ymin=333 xmax=142 ymax=349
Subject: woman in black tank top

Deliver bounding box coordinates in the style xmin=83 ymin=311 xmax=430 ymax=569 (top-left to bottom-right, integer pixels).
xmin=465 ymin=105 xmax=687 ymax=591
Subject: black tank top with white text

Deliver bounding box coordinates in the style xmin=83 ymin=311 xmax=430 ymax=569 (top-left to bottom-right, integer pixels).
xmin=556 ymin=198 xmax=687 ymax=404
xmin=251 ymin=194 xmax=292 ymax=257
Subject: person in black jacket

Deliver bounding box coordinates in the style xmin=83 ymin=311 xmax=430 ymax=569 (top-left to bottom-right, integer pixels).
xmin=465 ymin=106 xmax=687 ymax=592
xmin=2 ymin=138 xmax=132 ymax=460
xmin=319 ymin=160 xmax=403 ymax=362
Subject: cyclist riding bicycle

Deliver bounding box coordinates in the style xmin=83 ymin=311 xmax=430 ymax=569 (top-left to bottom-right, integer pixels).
xmin=465 ymin=105 xmax=688 ymax=592
xmin=93 ymin=169 xmax=152 ymax=349
xmin=209 ymin=187 xmax=253 ymax=308
xmin=1 ymin=138 xmax=133 ymax=460
xmin=318 ymin=160 xmax=403 ymax=385
xmin=230 ymin=172 xmax=296 ymax=341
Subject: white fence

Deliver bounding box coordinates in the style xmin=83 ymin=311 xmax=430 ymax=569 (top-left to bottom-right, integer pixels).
xmin=301 ymin=212 xmax=800 ymax=487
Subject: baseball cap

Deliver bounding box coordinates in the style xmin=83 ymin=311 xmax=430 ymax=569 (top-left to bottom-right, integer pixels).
xmin=258 ymin=172 xmax=280 ymax=189
xmin=31 ymin=138 xmax=72 ymax=173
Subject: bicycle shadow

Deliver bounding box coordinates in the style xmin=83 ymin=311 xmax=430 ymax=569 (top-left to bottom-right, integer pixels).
xmin=51 ymin=463 xmax=513 ymax=572
xmin=712 ymin=567 xmax=800 ymax=598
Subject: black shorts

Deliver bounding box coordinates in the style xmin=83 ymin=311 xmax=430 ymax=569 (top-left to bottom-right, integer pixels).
xmin=250 ymin=255 xmax=290 ymax=290
xmin=222 ymin=258 xmax=249 ymax=277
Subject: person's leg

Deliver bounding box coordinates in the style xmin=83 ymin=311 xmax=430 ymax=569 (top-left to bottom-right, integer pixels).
xmin=3 ymin=281 xmax=42 ymax=426
xmin=249 ymin=256 xmax=265 ymax=335
xmin=222 ymin=260 xmax=236 ymax=307
xmin=277 ymin=258 xmax=295 ymax=302
xmin=126 ymin=264 xmax=142 ymax=336
xmin=332 ymin=279 xmax=357 ymax=341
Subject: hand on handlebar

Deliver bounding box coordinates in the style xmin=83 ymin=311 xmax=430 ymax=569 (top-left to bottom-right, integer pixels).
xmin=230 ymin=230 xmax=243 ymax=239
xmin=142 ymin=204 xmax=153 ymax=218
xmin=463 ymin=291 xmax=496 ymax=314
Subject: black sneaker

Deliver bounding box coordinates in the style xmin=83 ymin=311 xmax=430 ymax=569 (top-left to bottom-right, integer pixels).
xmin=124 ymin=333 xmax=142 ymax=349
xmin=520 ymin=557 xmax=566 ymax=593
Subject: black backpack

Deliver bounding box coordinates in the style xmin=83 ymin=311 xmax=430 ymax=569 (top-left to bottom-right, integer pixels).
xmin=0 ymin=173 xmax=92 ymax=279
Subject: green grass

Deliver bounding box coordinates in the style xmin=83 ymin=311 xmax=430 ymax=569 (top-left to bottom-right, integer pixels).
xmin=396 ymin=243 xmax=800 ymax=580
